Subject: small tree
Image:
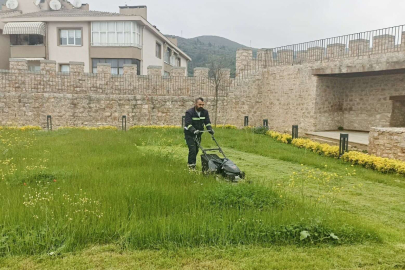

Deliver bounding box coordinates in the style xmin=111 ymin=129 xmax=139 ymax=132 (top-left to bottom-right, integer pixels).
xmin=209 ymin=58 xmax=228 ymax=127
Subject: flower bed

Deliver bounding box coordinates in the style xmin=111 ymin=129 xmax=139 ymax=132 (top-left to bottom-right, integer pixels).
xmin=265 ymin=130 xmax=405 ymax=175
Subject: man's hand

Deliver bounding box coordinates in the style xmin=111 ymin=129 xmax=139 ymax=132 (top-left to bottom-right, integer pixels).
xmin=194 ymin=130 xmax=200 ymax=135
xmin=208 ymin=129 xmax=215 ymax=135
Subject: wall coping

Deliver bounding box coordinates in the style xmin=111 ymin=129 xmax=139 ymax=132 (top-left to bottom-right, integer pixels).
xmin=40 ymin=60 xmax=56 ymax=64
xmin=370 ymin=127 xmax=405 ymax=133
xmin=147 ymin=66 xmax=162 ymax=69
xmin=9 ymin=58 xmax=27 ymax=62
xmin=69 ymin=61 xmax=85 ymax=65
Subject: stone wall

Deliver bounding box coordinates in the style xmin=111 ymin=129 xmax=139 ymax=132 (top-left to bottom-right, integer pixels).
xmin=0 ymin=59 xmax=262 ymax=129
xmin=369 ymin=128 xmax=405 ymax=161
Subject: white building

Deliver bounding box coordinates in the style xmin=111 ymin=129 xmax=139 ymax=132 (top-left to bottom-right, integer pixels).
xmin=0 ymin=1 xmax=191 ymax=75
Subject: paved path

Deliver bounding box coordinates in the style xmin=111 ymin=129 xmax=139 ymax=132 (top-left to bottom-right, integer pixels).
xmin=306 ymin=130 xmax=369 ymax=145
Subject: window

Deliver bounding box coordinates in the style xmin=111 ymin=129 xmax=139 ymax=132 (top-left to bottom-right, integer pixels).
xmin=10 ymin=34 xmax=43 ymax=45
xmin=164 ymin=71 xmax=170 ymax=77
xmin=60 ymin=64 xmax=70 ymax=73
xmin=91 ymin=21 xmax=142 ymax=47
xmin=28 ymin=65 xmax=40 ymax=72
xmin=92 ymin=58 xmax=141 ymax=75
xmin=164 ymin=47 xmax=171 ymax=63
xmin=176 ymin=57 xmax=181 ymax=67
xmin=156 ymin=42 xmax=162 ymax=59
xmin=60 ymin=30 xmax=82 ymax=46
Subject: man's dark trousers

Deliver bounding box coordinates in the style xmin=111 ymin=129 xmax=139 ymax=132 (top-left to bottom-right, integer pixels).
xmin=185 ymin=133 xmax=201 ymax=165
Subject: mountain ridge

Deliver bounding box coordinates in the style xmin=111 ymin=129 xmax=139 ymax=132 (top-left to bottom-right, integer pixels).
xmin=169 ymin=35 xmax=257 ymax=77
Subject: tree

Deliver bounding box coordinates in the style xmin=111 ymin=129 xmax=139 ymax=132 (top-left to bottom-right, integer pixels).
xmin=209 ymin=57 xmax=229 ymax=127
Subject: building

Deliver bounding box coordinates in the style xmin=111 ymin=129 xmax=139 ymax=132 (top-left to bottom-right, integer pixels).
xmin=0 ymin=0 xmax=191 ymax=75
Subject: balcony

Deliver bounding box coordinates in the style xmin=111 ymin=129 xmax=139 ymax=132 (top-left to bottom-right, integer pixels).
xmin=10 ymin=45 xmax=46 ymax=59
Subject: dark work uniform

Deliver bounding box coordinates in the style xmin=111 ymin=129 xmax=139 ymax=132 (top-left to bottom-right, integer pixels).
xmin=184 ymin=107 xmax=213 ymax=166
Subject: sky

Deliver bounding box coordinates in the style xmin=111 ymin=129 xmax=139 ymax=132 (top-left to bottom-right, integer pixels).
xmin=56 ymin=0 xmax=405 ymax=48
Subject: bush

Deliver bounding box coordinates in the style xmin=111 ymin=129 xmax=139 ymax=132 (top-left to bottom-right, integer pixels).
xmin=253 ymin=126 xmax=270 ymax=134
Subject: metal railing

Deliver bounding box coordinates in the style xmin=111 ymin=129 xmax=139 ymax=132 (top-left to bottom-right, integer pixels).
xmin=246 ymin=25 xmax=405 ymax=70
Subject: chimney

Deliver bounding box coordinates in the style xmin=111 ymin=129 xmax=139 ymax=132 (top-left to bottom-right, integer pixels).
xmin=167 ymin=36 xmax=178 ymax=46
xmin=119 ymin=5 xmax=147 ymax=20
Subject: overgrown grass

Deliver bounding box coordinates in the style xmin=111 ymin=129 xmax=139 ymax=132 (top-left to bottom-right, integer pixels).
xmin=0 ymin=128 xmax=381 ymax=257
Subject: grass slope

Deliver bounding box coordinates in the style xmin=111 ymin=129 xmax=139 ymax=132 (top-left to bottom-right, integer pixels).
xmin=1 ymin=128 xmax=404 ymax=269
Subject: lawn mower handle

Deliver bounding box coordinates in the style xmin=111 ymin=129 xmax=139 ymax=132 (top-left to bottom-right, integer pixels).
xmin=194 ymin=131 xmax=227 ymax=159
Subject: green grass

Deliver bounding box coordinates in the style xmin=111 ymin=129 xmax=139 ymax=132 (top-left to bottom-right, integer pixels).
xmin=0 ymin=128 xmax=404 ymax=269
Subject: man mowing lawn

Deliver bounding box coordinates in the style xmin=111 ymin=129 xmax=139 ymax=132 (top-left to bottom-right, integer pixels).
xmin=184 ymin=97 xmax=214 ymax=170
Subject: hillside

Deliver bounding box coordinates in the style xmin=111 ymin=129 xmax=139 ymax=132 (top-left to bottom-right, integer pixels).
xmin=171 ymin=35 xmax=256 ymax=77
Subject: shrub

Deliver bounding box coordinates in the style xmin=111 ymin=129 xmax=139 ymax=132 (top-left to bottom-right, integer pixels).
xmin=263 ymin=130 xmax=405 ymax=175
xmin=0 ymin=126 xmax=42 ymax=131
xmin=253 ymin=126 xmax=270 ymax=135
xmin=215 ymin=124 xmax=238 ymax=129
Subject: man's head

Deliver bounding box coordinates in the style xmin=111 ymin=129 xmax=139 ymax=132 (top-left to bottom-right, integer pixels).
xmin=194 ymin=97 xmax=205 ymax=112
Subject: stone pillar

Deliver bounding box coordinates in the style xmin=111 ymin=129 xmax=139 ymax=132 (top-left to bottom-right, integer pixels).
xmin=147 ymin=66 xmax=162 ymax=76
xmin=236 ymin=48 xmax=252 ymax=76
xmin=326 ymin=43 xmax=346 ymax=59
xmin=97 ymin=63 xmax=111 ymax=74
xmin=257 ymin=49 xmax=273 ymax=68
xmin=69 ymin=61 xmax=84 ymax=75
xmin=194 ymin=67 xmax=209 ymax=78
xmin=171 ymin=67 xmax=186 ymax=77
xmin=9 ymin=59 xmax=28 ymax=72
xmin=349 ymin=39 xmax=370 ymax=57
xmin=307 ymin=47 xmax=325 ymax=61
xmin=373 ymin=35 xmax=395 ymax=53
xmin=97 ymin=63 xmax=111 ymax=81
xmin=40 ymin=60 xmax=57 ymax=76
xmin=123 ymin=64 xmax=137 ymax=76
xmin=276 ymin=49 xmax=293 ymax=64
xmin=402 ymin=32 xmax=405 ymax=51
xmin=295 ymin=50 xmax=308 ymax=63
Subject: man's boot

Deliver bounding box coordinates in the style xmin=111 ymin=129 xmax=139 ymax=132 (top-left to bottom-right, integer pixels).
xmin=188 ymin=164 xmax=196 ymax=171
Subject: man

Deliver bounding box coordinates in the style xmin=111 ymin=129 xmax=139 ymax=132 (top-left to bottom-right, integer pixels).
xmin=184 ymin=97 xmax=214 ymax=169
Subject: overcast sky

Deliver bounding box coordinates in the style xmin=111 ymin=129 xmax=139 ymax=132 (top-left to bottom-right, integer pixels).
xmin=84 ymin=0 xmax=405 ymax=48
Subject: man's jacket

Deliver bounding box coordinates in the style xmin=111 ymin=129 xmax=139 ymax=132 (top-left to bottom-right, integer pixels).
xmin=184 ymin=108 xmax=212 ymax=134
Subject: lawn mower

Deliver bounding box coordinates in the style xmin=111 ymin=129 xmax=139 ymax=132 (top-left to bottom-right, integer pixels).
xmin=195 ymin=131 xmax=245 ymax=182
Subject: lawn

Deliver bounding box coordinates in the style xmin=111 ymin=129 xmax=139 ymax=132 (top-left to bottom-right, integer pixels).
xmin=0 ymin=128 xmax=404 ymax=269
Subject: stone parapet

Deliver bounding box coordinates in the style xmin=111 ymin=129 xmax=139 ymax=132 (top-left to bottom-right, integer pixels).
xmin=97 ymin=63 xmax=111 ymax=74
xmin=326 ymin=43 xmax=346 ymax=59
xmin=373 ymin=35 xmax=395 ymax=53
xmin=236 ymin=49 xmax=252 ymax=76
xmin=40 ymin=60 xmax=57 ymax=75
xmin=9 ymin=59 xmax=28 ymax=72
xmin=276 ymin=49 xmax=293 ymax=64
xmin=194 ymin=67 xmax=209 ymax=78
xmin=69 ymin=62 xmax=85 ymax=74
xmin=368 ymin=127 xmax=405 ymax=161
xmin=171 ymin=67 xmax=186 ymax=77
xmin=147 ymin=66 xmax=162 ymax=76
xmin=123 ymin=64 xmax=137 ymax=76
xmin=349 ymin=39 xmax=370 ymax=56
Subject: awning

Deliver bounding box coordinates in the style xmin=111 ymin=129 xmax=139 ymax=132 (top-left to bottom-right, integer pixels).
xmin=3 ymin=22 xmax=46 ymax=36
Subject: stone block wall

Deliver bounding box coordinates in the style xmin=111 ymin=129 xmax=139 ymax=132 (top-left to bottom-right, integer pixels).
xmin=369 ymin=127 xmax=405 ymax=161
xmin=194 ymin=68 xmax=209 ymax=78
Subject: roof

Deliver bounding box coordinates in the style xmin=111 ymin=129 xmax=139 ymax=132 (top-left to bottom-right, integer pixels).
xmin=0 ymin=10 xmax=22 ymax=18
xmin=5 ymin=9 xmax=130 ymax=18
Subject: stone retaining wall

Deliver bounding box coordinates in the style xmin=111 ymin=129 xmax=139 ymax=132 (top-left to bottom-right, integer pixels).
xmin=369 ymin=128 xmax=405 ymax=161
